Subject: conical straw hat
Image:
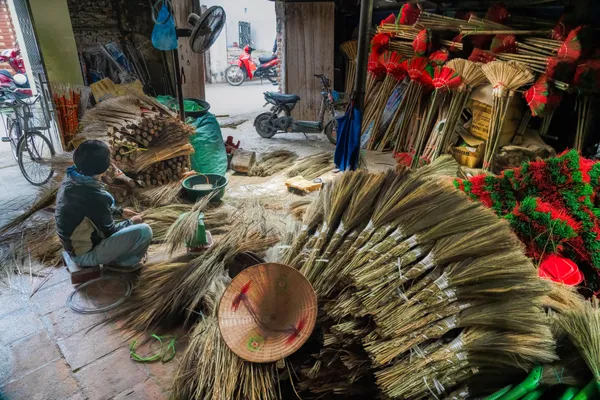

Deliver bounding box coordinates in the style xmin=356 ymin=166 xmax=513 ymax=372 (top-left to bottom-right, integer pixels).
xmin=218 ymin=263 xmax=318 ymax=363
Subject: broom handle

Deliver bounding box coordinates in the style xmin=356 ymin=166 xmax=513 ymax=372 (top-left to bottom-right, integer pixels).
xmin=559 ymin=386 xmax=583 ymax=400
xmin=571 ymin=379 xmax=599 ymax=400
xmin=484 ymin=385 xmax=513 ymax=400
xmin=496 ymin=365 xmax=542 ymax=400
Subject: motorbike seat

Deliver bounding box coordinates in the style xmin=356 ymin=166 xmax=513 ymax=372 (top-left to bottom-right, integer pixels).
xmin=258 ymin=54 xmax=277 ymax=64
xmin=266 ymin=92 xmax=300 ymax=104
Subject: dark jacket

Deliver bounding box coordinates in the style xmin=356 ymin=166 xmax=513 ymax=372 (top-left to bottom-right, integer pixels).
xmin=55 ymin=166 xmax=131 ymax=256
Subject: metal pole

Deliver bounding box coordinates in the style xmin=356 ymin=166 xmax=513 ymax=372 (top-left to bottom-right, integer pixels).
xmin=354 ymin=0 xmax=373 ymax=112
xmin=172 ymin=49 xmax=185 ymax=121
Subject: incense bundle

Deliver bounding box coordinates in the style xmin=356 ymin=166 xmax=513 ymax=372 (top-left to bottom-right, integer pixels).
xmin=481 ymin=61 xmax=534 ymax=170
xmin=340 ymin=40 xmax=358 ymax=94
xmin=52 ymin=84 xmax=82 ymax=148
xmin=363 ymin=51 xmax=406 ymax=148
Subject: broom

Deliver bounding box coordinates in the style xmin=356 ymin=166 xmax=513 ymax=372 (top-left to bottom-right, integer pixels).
xmin=434 ymin=59 xmax=487 ymax=160
xmin=557 ymin=298 xmax=600 ymax=394
xmin=411 ymin=66 xmax=462 ymax=168
xmin=573 ymin=61 xmax=600 ymax=151
xmin=481 ymin=60 xmax=534 ymax=171
xmin=248 ymin=150 xmax=298 ymax=177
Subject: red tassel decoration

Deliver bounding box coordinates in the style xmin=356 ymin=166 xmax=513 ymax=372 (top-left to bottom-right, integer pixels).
xmin=524 ymin=75 xmax=551 ymax=117
xmin=371 ymin=33 xmax=391 ymax=55
xmin=429 ymin=49 xmax=449 ymax=66
xmin=432 ymin=66 xmax=462 ymax=90
xmin=398 ymin=3 xmax=420 ymax=25
xmin=573 ymin=60 xmax=600 ymax=94
xmin=468 ymin=48 xmax=496 ymax=64
xmin=485 ymin=3 xmax=509 ymax=24
xmin=558 ymin=25 xmax=583 ymax=61
xmin=403 ymin=57 xmax=433 ymax=85
xmin=380 ymin=13 xmax=396 ymax=26
xmin=546 ymin=57 xmax=576 ymax=83
xmin=412 ymin=29 xmax=432 ymax=56
xmin=381 ymin=52 xmax=406 ymax=81
xmin=491 ymin=34 xmax=517 ymax=54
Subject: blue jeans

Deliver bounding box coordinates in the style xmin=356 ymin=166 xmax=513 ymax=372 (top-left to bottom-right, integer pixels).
xmin=73 ymin=224 xmax=153 ymax=267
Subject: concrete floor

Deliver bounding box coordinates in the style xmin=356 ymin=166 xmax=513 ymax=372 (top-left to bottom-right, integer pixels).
xmin=0 ymin=83 xmax=397 ymax=399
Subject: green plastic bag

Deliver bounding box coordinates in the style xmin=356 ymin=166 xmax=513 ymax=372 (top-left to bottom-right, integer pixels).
xmin=188 ymin=113 xmax=228 ymax=176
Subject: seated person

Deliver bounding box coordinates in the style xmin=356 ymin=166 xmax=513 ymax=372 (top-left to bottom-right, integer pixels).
xmin=55 ymin=140 xmax=152 ymax=270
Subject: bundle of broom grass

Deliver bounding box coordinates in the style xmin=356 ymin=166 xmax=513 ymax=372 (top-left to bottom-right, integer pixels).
xmin=287 ymin=152 xmax=333 ymax=181
xmin=248 ymin=150 xmax=298 ymax=177
xmin=272 ymin=163 xmax=556 ymax=399
xmin=341 ymin=40 xmax=358 ymax=94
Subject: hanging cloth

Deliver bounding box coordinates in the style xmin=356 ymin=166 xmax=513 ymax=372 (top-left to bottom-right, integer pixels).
xmin=334 ymin=99 xmax=362 ymax=171
xmin=151 ymin=0 xmax=178 ymax=51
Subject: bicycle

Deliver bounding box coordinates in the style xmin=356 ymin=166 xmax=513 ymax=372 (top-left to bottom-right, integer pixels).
xmin=1 ymin=90 xmax=55 ymax=186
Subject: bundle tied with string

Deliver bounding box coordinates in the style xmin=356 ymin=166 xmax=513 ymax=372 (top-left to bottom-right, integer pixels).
xmin=341 ymin=40 xmax=358 ymax=94
xmin=365 ymin=42 xmax=389 ymax=107
xmin=276 ymin=166 xmax=555 ymax=399
xmin=363 ymin=51 xmax=406 ymax=149
xmin=433 ymin=58 xmax=487 ymax=161
xmin=481 ymin=60 xmax=534 ymax=171
xmin=410 ymin=66 xmax=462 ymax=168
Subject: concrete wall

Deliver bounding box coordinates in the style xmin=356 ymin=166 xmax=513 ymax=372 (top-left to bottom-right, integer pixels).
xmin=28 ymin=0 xmax=83 ymax=85
xmin=200 ymin=0 xmax=276 ymax=51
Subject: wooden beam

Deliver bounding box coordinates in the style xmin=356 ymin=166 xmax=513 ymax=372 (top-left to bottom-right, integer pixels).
xmin=172 ymin=0 xmax=206 ymax=100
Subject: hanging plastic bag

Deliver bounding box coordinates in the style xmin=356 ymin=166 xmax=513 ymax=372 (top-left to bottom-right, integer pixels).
xmin=151 ymin=0 xmax=178 ymax=51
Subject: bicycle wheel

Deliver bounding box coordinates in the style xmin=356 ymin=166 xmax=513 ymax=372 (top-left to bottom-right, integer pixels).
xmin=6 ymin=117 xmax=20 ymax=160
xmin=17 ymin=131 xmax=55 ymax=186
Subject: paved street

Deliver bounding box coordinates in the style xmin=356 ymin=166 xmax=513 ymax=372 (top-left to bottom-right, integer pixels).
xmin=205 ymin=79 xmax=277 ymax=117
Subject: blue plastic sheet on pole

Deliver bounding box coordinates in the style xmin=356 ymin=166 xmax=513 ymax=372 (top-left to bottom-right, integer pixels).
xmin=334 ymin=102 xmax=362 ymax=171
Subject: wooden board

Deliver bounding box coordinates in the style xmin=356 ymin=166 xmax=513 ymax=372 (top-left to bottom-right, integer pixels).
xmin=173 ymin=0 xmax=206 ymax=100
xmin=284 ymin=2 xmax=334 ymax=121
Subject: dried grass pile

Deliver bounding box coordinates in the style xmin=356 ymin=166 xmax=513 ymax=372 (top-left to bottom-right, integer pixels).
xmin=248 ymin=150 xmax=298 ymax=177
xmin=272 ymin=157 xmax=557 ymax=399
xmin=287 ymin=152 xmax=333 ymax=180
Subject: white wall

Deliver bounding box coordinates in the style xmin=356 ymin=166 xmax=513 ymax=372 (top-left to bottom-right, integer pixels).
xmin=200 ymin=0 xmax=276 ymax=51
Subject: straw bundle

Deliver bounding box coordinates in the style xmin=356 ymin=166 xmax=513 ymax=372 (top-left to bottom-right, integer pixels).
xmin=248 ymin=150 xmax=298 ymax=177
xmin=275 ymin=165 xmax=555 ymax=399
xmin=287 ymin=152 xmax=333 ymax=180
xmin=340 ymin=40 xmax=358 ymax=94
xmin=0 ymin=185 xmax=58 ymax=235
xmin=480 ymin=61 xmax=534 ymax=170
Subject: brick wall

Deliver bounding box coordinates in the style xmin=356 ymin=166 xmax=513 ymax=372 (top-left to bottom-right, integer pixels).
xmin=0 ymin=0 xmax=17 ymax=72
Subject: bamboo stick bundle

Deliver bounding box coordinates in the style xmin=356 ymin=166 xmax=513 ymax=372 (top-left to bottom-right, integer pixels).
xmin=340 ymin=40 xmax=358 ymax=94
xmin=388 ymin=40 xmax=414 ymax=57
xmin=411 ymin=66 xmax=462 ymax=168
xmin=365 ymin=51 xmax=387 ymax=107
xmin=374 ymin=78 xmax=410 ymax=150
xmin=362 ymin=51 xmax=407 ymax=148
xmin=126 ymin=142 xmax=193 ymax=174
xmin=481 ymin=61 xmax=534 ymax=170
xmin=415 ymin=10 xmax=472 ymax=31
xmin=421 ymin=100 xmax=449 ymax=162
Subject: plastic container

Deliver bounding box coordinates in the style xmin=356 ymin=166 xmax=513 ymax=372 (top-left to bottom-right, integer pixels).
xmin=181 ymin=173 xmax=228 ymax=202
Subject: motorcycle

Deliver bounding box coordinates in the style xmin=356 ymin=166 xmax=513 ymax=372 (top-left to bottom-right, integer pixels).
xmin=253 ymin=74 xmax=340 ymax=144
xmin=226 ymin=45 xmax=278 ymax=86
xmin=0 ymin=46 xmax=31 ymax=96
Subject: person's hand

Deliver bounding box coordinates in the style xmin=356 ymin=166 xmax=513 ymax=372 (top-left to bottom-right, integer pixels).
xmin=123 ymin=208 xmax=139 ymax=218
xmin=130 ymin=215 xmax=144 ymax=224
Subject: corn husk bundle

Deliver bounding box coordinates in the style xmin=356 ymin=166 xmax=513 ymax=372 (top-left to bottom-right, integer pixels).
xmin=410 ymin=66 xmax=462 ymax=168
xmin=481 ymin=61 xmax=535 ymax=170
xmin=341 ymin=40 xmax=358 ymax=94
xmin=377 ymin=57 xmax=433 ymax=153
xmin=433 ymin=59 xmax=487 ymax=160
xmin=276 ymin=165 xmax=556 ymax=399
xmin=248 ymin=150 xmax=298 ymax=177
xmin=362 ymin=51 xmax=406 ymax=149
xmin=132 ymin=155 xmax=190 ymax=188
xmin=78 ymin=94 xmax=195 ymax=185
xmin=287 ymin=152 xmax=333 ymax=180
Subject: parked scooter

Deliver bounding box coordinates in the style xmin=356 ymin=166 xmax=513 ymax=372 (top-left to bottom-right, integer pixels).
xmin=253 ymin=74 xmax=339 ymax=144
xmin=226 ymin=45 xmax=278 ymax=86
xmin=0 ymin=46 xmax=31 ymax=96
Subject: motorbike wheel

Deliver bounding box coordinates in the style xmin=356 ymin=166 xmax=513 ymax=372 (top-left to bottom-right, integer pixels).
xmin=254 ymin=112 xmax=277 ymax=138
xmin=325 ymin=119 xmax=338 ymax=145
xmin=226 ymin=65 xmax=245 ymax=86
xmin=266 ymin=69 xmax=278 ymax=83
